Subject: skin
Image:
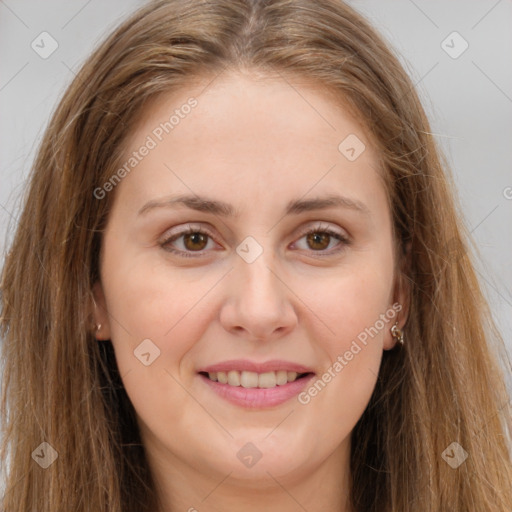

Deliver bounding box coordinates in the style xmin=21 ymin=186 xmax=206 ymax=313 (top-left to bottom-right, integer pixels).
xmin=92 ymin=70 xmax=409 ymax=512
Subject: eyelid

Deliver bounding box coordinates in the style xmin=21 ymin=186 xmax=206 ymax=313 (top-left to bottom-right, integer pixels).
xmin=161 ymin=222 xmax=215 ymax=241
xmin=297 ymin=222 xmax=349 ymax=240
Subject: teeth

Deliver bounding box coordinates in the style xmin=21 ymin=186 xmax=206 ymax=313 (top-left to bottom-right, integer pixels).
xmin=240 ymin=371 xmax=258 ymax=388
xmin=227 ymin=370 xmax=240 ymax=386
xmin=276 ymin=370 xmax=288 ymax=385
xmin=258 ymin=371 xmax=276 ymax=388
xmin=206 ymin=370 xmax=303 ymax=388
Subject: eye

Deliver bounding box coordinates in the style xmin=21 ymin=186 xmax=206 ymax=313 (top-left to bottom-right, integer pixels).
xmin=292 ymin=223 xmax=350 ymax=256
xmin=159 ymin=222 xmax=350 ymax=258
xmin=159 ymin=224 xmax=218 ymax=258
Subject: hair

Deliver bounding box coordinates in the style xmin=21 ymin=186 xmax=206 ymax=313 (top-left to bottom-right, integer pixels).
xmin=1 ymin=0 xmax=511 ymax=510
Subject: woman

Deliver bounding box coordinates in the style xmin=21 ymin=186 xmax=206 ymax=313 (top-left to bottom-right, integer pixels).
xmin=1 ymin=0 xmax=511 ymax=510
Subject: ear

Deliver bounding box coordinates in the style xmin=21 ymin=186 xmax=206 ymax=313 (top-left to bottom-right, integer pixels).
xmin=90 ymin=281 xmax=112 ymax=340
xmin=383 ymin=241 xmax=411 ymax=350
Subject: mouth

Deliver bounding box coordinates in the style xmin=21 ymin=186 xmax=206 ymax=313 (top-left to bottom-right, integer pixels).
xmin=197 ymin=361 xmax=316 ymax=409
xmin=199 ymin=370 xmax=313 ymax=389
xmin=197 ymin=359 xmax=316 ymax=408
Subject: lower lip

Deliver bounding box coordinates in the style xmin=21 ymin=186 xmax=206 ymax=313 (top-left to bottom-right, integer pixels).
xmin=199 ymin=373 xmax=315 ymax=409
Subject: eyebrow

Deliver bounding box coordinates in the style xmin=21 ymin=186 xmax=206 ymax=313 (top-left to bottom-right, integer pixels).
xmin=137 ymin=193 xmax=370 ymax=217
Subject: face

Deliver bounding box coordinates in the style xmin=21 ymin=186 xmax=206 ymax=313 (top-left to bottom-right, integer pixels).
xmin=93 ymin=71 xmax=406 ymax=492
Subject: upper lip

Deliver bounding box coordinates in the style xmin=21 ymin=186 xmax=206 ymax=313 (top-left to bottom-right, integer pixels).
xmin=198 ymin=359 xmax=315 ymax=374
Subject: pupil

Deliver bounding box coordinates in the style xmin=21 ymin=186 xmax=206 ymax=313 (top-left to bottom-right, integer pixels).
xmin=308 ymin=232 xmax=329 ymax=250
xmin=186 ymin=233 xmax=207 ymax=250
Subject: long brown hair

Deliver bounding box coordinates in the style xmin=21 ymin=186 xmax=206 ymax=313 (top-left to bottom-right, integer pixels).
xmin=1 ymin=1 xmax=511 ymax=510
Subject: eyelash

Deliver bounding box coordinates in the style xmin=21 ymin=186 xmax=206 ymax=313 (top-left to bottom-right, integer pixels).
xmin=159 ymin=223 xmax=350 ymax=259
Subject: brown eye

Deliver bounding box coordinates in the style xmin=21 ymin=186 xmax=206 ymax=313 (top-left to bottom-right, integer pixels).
xmin=293 ymin=223 xmax=350 ymax=256
xmin=160 ymin=223 xmax=349 ymax=259
xmin=182 ymin=232 xmax=209 ymax=251
xmin=306 ymin=232 xmax=331 ymax=251
xmin=160 ymin=226 xmax=217 ymax=258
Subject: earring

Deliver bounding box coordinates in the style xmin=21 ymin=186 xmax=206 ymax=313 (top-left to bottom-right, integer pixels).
xmin=96 ymin=324 xmax=102 ymax=333
xmin=391 ymin=322 xmax=404 ymax=346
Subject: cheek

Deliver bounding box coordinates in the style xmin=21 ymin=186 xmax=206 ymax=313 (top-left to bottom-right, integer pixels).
xmin=294 ymin=254 xmax=395 ymax=425
xmin=101 ymin=245 xmax=222 ymax=373
xmin=100 ymin=254 xmax=216 ymax=438
xmin=303 ymin=253 xmax=395 ymax=355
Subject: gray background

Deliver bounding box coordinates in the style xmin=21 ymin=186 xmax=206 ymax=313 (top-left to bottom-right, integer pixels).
xmin=1 ymin=0 xmax=511 ymax=398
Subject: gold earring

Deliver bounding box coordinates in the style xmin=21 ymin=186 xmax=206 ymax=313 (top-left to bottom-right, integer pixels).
xmin=391 ymin=322 xmax=404 ymax=345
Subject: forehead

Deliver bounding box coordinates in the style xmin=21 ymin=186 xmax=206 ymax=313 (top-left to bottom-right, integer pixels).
xmin=126 ymin=70 xmax=377 ymax=158
xmin=111 ymin=71 xmax=386 ymax=219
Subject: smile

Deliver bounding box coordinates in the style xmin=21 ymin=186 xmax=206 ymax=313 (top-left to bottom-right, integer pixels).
xmin=201 ymin=370 xmax=310 ymax=388
xmin=198 ymin=371 xmax=315 ymax=409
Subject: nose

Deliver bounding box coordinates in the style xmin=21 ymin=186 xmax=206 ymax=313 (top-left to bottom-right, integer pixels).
xmin=219 ymin=250 xmax=298 ymax=342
